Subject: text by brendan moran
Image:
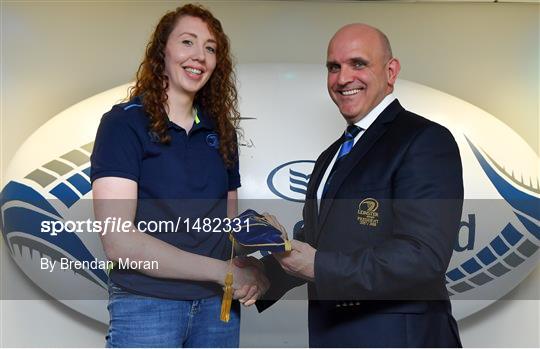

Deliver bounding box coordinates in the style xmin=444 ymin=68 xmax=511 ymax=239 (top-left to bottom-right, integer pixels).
xmin=40 ymin=257 xmax=159 ymax=272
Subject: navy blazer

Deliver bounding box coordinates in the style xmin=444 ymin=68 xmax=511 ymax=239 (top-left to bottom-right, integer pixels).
xmin=257 ymin=100 xmax=464 ymax=347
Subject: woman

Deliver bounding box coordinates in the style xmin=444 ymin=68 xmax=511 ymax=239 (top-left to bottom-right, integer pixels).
xmin=91 ymin=4 xmax=267 ymax=347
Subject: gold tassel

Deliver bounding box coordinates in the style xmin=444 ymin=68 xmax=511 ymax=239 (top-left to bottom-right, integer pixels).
xmin=220 ymin=271 xmax=234 ymax=322
xmin=220 ymin=238 xmax=235 ymax=322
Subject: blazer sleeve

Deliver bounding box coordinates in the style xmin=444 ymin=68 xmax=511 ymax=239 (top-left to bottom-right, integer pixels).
xmin=255 ymin=254 xmax=306 ymax=312
xmin=314 ymin=124 xmax=464 ymax=300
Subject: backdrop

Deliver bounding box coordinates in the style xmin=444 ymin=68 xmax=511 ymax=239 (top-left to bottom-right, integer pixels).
xmin=1 ymin=1 xmax=538 ymax=347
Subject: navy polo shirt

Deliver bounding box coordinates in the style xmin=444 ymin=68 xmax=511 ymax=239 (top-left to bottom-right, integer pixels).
xmin=90 ymin=96 xmax=241 ymax=300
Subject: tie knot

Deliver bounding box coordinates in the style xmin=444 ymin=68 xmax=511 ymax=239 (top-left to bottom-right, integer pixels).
xmin=344 ymin=125 xmax=362 ymax=139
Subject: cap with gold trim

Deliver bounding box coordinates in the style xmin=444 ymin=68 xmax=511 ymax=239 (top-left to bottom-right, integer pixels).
xmin=230 ymin=209 xmax=291 ymax=253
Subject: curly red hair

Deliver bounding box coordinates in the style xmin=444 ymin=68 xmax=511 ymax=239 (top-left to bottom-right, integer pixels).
xmin=129 ymin=3 xmax=239 ymax=167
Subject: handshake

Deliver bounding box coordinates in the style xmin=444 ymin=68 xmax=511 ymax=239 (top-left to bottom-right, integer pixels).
xmin=222 ymin=211 xmax=317 ymax=307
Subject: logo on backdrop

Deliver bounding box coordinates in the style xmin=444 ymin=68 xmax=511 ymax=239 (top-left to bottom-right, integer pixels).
xmin=267 ymin=160 xmax=315 ymax=202
xmin=0 ymin=144 xmax=108 ymax=291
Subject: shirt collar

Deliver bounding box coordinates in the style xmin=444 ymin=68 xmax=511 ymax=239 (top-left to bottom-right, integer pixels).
xmin=193 ymin=106 xmax=216 ymax=131
xmin=133 ymin=95 xmax=215 ymax=132
xmin=353 ymin=93 xmax=396 ymax=131
xmin=167 ymin=106 xmax=215 ymax=132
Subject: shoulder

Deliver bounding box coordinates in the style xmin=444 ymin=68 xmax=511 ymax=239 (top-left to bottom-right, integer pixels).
xmin=392 ymin=108 xmax=456 ymax=147
xmin=395 ymin=108 xmax=449 ymax=134
xmin=100 ymin=97 xmax=149 ymax=131
xmin=94 ymin=97 xmax=152 ymax=148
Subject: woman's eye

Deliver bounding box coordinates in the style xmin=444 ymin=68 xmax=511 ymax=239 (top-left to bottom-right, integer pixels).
xmin=182 ymin=40 xmax=193 ymax=46
xmin=206 ymin=46 xmax=216 ymax=54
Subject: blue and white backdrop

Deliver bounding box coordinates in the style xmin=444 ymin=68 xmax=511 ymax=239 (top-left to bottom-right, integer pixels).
xmin=1 ymin=64 xmax=538 ymax=325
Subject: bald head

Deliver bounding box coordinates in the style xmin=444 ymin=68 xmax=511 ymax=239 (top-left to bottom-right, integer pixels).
xmin=329 ymin=24 xmax=393 ymax=62
xmin=326 ymin=23 xmax=400 ymax=123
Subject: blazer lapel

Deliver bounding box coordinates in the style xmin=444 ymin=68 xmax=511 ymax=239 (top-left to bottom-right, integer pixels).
xmin=315 ymin=100 xmax=404 ymax=243
xmin=304 ymin=138 xmax=342 ymax=243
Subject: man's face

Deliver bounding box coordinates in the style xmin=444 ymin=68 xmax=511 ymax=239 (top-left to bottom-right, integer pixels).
xmin=326 ymin=26 xmax=399 ymax=123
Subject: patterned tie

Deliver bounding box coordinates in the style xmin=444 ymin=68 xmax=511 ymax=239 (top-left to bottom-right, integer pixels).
xmin=322 ymin=125 xmax=362 ymax=197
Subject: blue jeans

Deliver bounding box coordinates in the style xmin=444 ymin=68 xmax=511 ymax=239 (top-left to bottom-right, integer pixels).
xmin=105 ymin=281 xmax=240 ymax=348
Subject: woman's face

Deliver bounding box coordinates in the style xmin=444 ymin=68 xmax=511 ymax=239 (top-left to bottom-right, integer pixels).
xmin=164 ymin=15 xmax=217 ymax=97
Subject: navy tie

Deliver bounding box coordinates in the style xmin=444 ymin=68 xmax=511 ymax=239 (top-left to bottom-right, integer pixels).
xmin=322 ymin=125 xmax=362 ymax=197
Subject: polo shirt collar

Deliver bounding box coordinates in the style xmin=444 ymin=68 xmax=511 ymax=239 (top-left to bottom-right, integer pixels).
xmin=191 ymin=106 xmax=216 ymax=131
xmin=166 ymin=105 xmax=216 ymax=132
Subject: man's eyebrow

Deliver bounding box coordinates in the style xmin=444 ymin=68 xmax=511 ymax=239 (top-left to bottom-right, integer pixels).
xmin=326 ymin=60 xmax=339 ymax=68
xmin=349 ymin=57 xmax=368 ymax=66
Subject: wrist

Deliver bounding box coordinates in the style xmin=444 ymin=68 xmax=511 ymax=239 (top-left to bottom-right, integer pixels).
xmin=211 ymin=259 xmax=229 ymax=286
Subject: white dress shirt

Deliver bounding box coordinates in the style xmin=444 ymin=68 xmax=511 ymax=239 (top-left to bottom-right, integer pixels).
xmin=316 ymin=94 xmax=396 ymax=211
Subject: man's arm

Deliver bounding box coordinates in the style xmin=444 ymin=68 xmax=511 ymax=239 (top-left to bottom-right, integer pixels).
xmin=254 ymin=253 xmax=306 ymax=312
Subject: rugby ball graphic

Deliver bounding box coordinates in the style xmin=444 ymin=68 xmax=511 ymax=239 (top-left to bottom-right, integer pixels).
xmin=1 ymin=64 xmax=538 ymax=323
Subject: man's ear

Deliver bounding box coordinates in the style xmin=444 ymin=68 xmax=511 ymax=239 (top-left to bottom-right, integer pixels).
xmin=387 ymin=58 xmax=401 ymax=87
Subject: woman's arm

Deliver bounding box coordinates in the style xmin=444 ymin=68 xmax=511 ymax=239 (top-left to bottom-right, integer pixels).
xmin=93 ymin=177 xmax=267 ymax=290
xmin=227 ymin=190 xmax=238 ymax=218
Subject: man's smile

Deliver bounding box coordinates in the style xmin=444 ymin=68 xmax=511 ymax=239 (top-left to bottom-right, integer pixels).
xmin=339 ymin=87 xmax=365 ymax=96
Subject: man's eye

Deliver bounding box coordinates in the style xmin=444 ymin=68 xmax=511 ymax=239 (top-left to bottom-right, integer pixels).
xmin=327 ymin=65 xmax=340 ymax=73
xmin=354 ymin=62 xmax=366 ymax=69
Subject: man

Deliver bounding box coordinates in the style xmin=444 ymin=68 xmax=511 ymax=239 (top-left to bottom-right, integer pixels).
xmin=240 ymin=23 xmax=464 ymax=347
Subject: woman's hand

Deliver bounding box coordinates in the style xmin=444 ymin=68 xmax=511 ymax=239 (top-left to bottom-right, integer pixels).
xmin=227 ymin=256 xmax=269 ymax=306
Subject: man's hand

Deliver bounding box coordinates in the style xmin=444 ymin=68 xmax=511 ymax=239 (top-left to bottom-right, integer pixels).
xmin=274 ymin=240 xmax=316 ymax=281
xmin=258 ymin=213 xmax=316 ymax=281
xmin=259 ymin=212 xmax=289 ymax=243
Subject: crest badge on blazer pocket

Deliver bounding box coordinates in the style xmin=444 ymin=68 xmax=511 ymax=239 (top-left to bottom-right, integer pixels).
xmin=357 ymin=198 xmax=379 ymax=227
